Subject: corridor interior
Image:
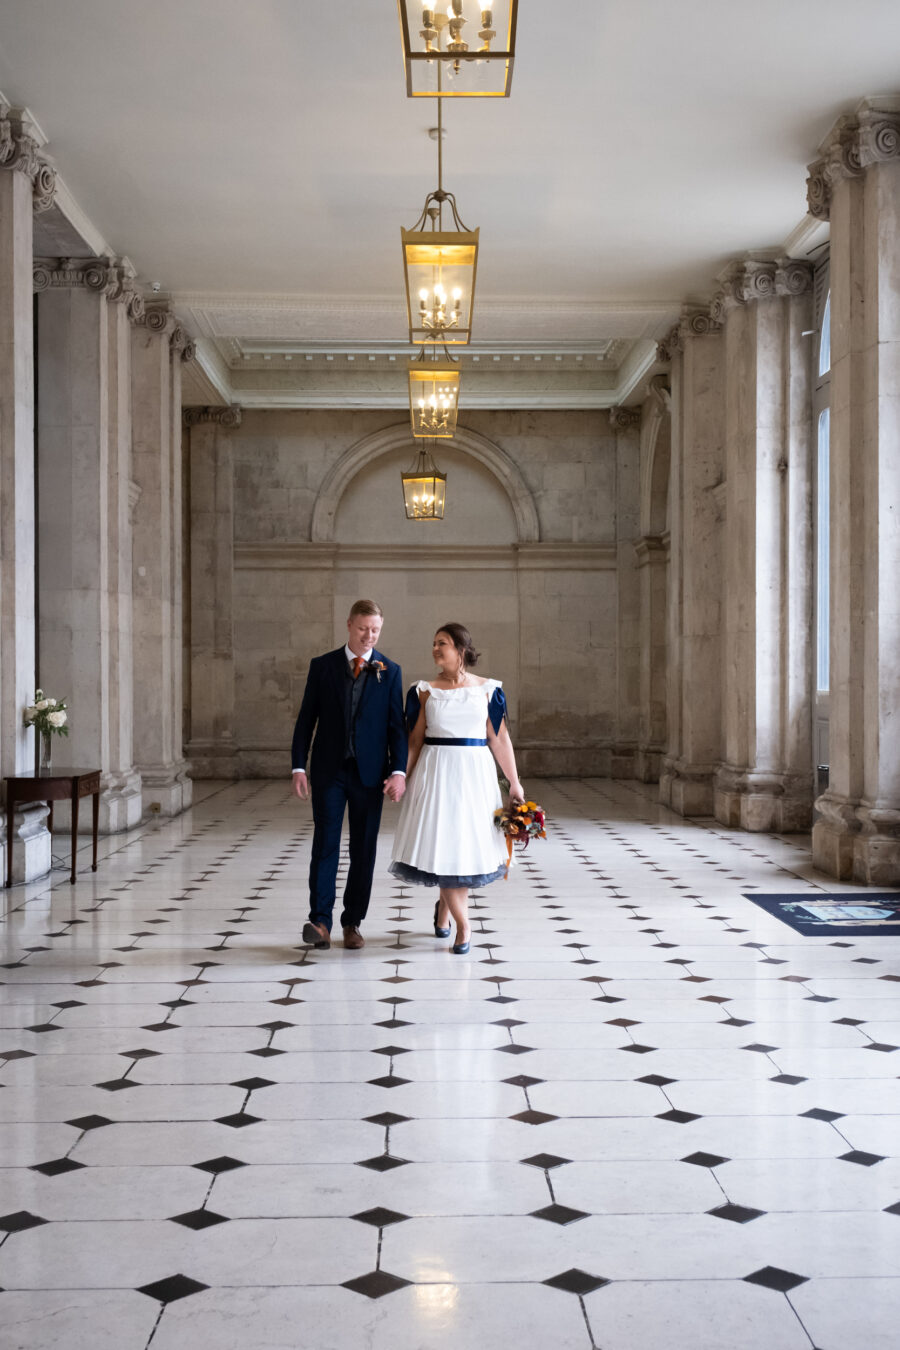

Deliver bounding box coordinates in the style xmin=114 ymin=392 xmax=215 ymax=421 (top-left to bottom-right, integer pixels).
xmin=1 ymin=779 xmax=899 ymax=1350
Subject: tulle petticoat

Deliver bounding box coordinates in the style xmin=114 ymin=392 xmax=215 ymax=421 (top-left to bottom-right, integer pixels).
xmin=389 ymin=859 xmax=507 ymax=889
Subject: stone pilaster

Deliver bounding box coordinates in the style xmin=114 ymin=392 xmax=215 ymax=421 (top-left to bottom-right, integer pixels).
xmin=809 ymin=99 xmax=900 ymax=883
xmin=0 ymin=103 xmax=55 ymax=881
xmin=34 ymin=257 xmax=144 ymax=832
xmin=711 ymin=259 xmax=815 ymax=832
xmin=659 ymin=309 xmax=725 ymax=816
xmin=610 ymin=406 xmax=641 ymax=776
xmin=185 ymin=406 xmax=242 ymax=778
xmin=131 ymin=306 xmax=194 ymax=816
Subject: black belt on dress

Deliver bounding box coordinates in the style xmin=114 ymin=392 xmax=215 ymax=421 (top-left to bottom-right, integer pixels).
xmin=424 ymin=736 xmax=488 ymax=746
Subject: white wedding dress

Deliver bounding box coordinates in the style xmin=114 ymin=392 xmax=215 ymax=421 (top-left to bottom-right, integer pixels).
xmin=389 ymin=680 xmax=508 ymax=888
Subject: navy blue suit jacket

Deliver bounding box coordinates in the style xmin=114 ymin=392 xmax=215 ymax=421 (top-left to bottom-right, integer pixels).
xmin=291 ymin=648 xmax=408 ymax=788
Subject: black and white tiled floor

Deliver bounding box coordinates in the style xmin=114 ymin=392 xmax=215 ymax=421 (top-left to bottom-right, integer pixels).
xmin=2 ymin=778 xmax=899 ymax=1349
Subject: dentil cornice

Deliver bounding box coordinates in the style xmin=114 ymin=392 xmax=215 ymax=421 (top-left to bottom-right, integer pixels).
xmin=183 ymin=406 xmax=243 ymax=429
xmin=33 ymin=256 xmax=147 ymax=323
xmin=807 ymin=97 xmax=900 ymax=221
xmin=0 ymin=100 xmax=57 ymax=212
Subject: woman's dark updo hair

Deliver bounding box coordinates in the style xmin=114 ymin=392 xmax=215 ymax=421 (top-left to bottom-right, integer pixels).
xmin=437 ymin=622 xmax=480 ymax=669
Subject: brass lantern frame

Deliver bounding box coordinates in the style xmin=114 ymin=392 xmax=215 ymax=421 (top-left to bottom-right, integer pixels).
xmin=401 ymin=442 xmax=448 ymax=521
xmin=397 ymin=1 xmax=518 ymax=98
xmin=408 ymin=351 xmax=460 ymax=439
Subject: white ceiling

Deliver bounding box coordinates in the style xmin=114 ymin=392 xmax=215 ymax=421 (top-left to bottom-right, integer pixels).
xmin=1 ymin=0 xmax=897 ymax=357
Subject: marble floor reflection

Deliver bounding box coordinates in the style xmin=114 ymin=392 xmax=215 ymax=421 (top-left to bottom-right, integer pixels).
xmin=1 ymin=778 xmax=899 ymax=1349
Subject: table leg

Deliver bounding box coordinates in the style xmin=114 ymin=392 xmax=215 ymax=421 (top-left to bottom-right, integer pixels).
xmin=92 ymin=791 xmax=99 ymax=872
xmin=5 ymin=796 xmax=14 ymax=888
xmin=70 ymin=785 xmax=79 ymax=885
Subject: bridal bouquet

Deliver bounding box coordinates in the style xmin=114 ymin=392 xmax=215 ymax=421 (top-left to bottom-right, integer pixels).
xmin=24 ymin=690 xmax=69 ymax=738
xmin=494 ymin=799 xmax=547 ymax=876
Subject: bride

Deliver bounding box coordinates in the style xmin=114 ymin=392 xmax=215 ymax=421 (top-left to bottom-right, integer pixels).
xmin=389 ymin=623 xmax=525 ymax=954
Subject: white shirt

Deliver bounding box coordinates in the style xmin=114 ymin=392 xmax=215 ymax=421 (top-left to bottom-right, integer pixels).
xmin=292 ymin=647 xmax=405 ymax=776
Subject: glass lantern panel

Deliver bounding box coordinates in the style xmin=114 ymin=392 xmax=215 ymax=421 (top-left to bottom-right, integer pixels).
xmin=398 ymin=1 xmax=517 ymax=97
xmin=403 ymin=233 xmax=478 ymax=345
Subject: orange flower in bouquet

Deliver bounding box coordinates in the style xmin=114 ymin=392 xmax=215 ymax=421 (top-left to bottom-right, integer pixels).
xmin=493 ymin=799 xmax=547 ymax=877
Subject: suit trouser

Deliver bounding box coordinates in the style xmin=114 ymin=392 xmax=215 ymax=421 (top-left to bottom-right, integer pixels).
xmin=309 ymin=760 xmax=384 ymax=930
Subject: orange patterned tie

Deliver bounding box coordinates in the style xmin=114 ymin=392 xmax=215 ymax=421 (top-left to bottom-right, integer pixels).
xmin=352 ymin=656 xmax=365 ymax=679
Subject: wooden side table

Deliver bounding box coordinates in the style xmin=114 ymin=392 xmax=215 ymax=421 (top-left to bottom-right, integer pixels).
xmin=4 ymin=769 xmax=101 ymax=887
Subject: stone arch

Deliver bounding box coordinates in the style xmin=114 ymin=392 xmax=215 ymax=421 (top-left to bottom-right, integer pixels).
xmin=310 ymin=422 xmax=540 ymax=544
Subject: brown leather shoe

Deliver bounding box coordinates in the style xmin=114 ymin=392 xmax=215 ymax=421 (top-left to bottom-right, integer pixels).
xmin=343 ymin=925 xmax=365 ymax=950
xmin=302 ymin=921 xmax=331 ymax=949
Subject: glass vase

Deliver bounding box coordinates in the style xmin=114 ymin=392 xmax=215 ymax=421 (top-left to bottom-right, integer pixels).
xmin=40 ymin=731 xmax=52 ymax=773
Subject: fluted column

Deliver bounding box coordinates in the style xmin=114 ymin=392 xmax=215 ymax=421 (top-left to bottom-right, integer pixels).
xmin=658 ymin=310 xmax=725 ymax=816
xmin=185 ymin=406 xmax=242 ymax=778
xmin=0 ymin=102 xmax=56 ymax=881
xmin=711 ymin=258 xmax=815 ymax=831
xmin=610 ymin=405 xmax=641 ymax=776
xmin=34 ymin=257 xmax=145 ymax=832
xmin=633 ymin=378 xmax=670 ymax=782
xmin=131 ymin=306 xmax=195 ymax=816
xmin=808 ymin=98 xmax=900 ymax=883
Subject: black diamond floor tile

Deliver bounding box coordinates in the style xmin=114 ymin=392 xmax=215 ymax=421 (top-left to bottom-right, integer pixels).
xmin=656 ymin=1109 xmax=701 ymax=1124
xmin=531 ymin=1203 xmax=589 ymax=1225
xmin=66 ymin=1114 xmax=113 ymax=1131
xmin=356 ymin=1154 xmax=410 ymax=1172
xmin=137 ymin=1274 xmax=210 ymax=1303
xmin=215 ymin=1112 xmax=262 ymax=1129
xmin=192 ymin=1156 xmax=246 ymax=1175
xmin=368 ymin=1075 xmax=411 ymax=1089
xmin=502 ymin=1074 xmax=544 ymax=1088
xmin=341 ymin=1270 xmax=412 ymax=1299
xmin=801 ymin=1108 xmax=845 ymax=1122
xmin=839 ymin=1150 xmax=885 ymax=1166
xmin=364 ymin=1112 xmax=411 ymax=1127
xmin=30 ymin=1157 xmax=86 ymax=1176
xmin=0 ymin=1210 xmax=49 ymax=1233
xmin=94 ymin=1078 xmax=139 ymax=1092
xmin=170 ymin=1208 xmax=230 ymax=1230
xmin=495 ymin=1043 xmax=534 ymax=1055
xmin=743 ymin=1266 xmax=808 ymax=1293
xmin=351 ymin=1207 xmax=409 ymax=1227
xmin=521 ymin=1153 xmax=571 ymax=1170
xmin=510 ymin=1109 xmax=558 ymax=1125
xmin=543 ymin=1268 xmax=610 ymax=1295
xmin=248 ymin=1046 xmax=284 ymax=1057
xmin=682 ymin=1151 xmax=730 ymax=1168
xmin=231 ymin=1077 xmax=275 ymax=1091
xmin=708 ymin=1203 xmax=765 ymax=1224
xmin=770 ymin=1074 xmax=807 ymax=1085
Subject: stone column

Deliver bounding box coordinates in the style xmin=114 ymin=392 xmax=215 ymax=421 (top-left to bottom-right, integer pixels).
xmin=658 ymin=310 xmax=725 ymax=816
xmin=633 ymin=378 xmax=670 ymax=782
xmin=131 ymin=306 xmax=194 ymax=817
xmin=185 ymin=406 xmax=242 ymax=778
xmin=609 ymin=405 xmax=641 ymax=776
xmin=0 ymin=103 xmax=55 ymax=881
xmin=808 ymin=99 xmax=900 ymax=883
xmin=34 ymin=257 xmax=144 ymax=832
xmin=711 ymin=259 xmax=815 ymax=832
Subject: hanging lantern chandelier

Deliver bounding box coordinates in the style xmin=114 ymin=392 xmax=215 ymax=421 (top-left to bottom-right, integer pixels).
xmin=401 ymin=99 xmax=478 ymax=346
xmin=397 ymin=2 xmax=518 ymax=98
xmin=401 ymin=442 xmax=448 ymax=520
xmin=408 ymin=352 xmax=460 ymax=438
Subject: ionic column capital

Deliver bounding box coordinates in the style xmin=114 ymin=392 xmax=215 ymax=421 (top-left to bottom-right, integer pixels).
xmin=709 ymin=258 xmax=814 ymax=320
xmin=135 ymin=303 xmax=196 ymax=359
xmin=183 ymin=406 xmax=243 ymax=429
xmin=807 ymin=98 xmax=900 ymax=220
xmin=608 ymin=405 xmax=641 ymax=431
xmin=0 ymin=101 xmax=57 ymax=212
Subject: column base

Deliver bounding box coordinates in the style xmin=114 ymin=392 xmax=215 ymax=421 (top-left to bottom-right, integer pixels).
xmin=659 ymin=758 xmax=715 ymax=816
xmin=139 ymin=761 xmax=193 ymax=818
xmin=610 ymin=742 xmax=637 ymax=778
xmin=809 ymin=793 xmax=900 ymax=883
xmin=633 ymin=745 xmax=663 ymax=783
xmin=714 ymin=767 xmax=813 ymax=833
xmin=186 ymin=739 xmax=239 ymax=780
xmin=2 ymin=804 xmax=51 ymax=884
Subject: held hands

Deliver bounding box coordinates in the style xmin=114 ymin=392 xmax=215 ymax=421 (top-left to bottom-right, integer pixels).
xmin=383 ymin=775 xmax=406 ymax=802
xmin=292 ymin=771 xmax=310 ymax=800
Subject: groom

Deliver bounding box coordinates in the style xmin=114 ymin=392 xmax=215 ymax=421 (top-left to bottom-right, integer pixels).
xmin=291 ymin=600 xmax=407 ymax=950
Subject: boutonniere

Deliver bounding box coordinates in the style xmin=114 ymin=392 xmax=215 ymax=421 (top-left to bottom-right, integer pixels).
xmin=366 ymin=661 xmax=387 ymax=684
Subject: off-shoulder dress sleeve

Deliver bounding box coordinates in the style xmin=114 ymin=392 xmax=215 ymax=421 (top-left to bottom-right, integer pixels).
xmin=487 ymin=682 xmax=507 ymax=734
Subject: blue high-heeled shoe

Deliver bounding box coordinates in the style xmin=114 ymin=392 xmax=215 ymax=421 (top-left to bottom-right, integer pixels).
xmin=452 ymin=936 xmax=470 ymax=955
xmin=433 ymin=902 xmax=451 ymax=938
